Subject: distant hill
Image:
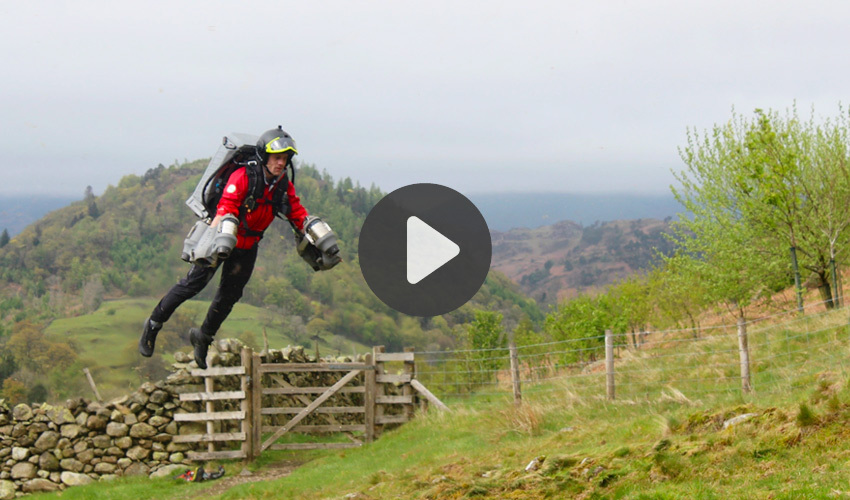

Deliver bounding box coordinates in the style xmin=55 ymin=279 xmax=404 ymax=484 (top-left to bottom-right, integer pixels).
xmin=0 ymin=162 xmax=541 ymax=353
xmin=468 ymin=192 xmax=681 ymax=231
xmin=1 ymin=191 xmax=682 ymax=236
xmin=0 ymin=185 xmax=681 ymax=312
xmin=490 ymin=218 xmax=675 ymax=305
xmin=0 ymin=195 xmax=78 ymax=236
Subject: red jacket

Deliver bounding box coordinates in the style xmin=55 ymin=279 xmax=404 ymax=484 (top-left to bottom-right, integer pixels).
xmin=216 ymin=167 xmax=308 ymax=249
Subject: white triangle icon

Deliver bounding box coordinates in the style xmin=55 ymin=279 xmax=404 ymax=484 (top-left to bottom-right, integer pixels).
xmin=407 ymin=216 xmax=460 ymax=285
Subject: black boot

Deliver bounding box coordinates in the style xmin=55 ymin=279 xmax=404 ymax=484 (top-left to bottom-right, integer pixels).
xmin=139 ymin=318 xmax=163 ymax=357
xmin=190 ymin=328 xmax=214 ymax=370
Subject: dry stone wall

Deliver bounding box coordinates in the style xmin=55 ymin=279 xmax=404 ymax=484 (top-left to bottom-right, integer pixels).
xmin=0 ymin=338 xmax=373 ymax=498
xmin=0 ymin=379 xmax=188 ymax=498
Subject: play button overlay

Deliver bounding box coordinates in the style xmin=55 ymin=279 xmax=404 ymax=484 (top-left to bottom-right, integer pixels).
xmin=406 ymin=216 xmax=460 ymax=284
xmin=359 ymin=183 xmax=491 ymax=317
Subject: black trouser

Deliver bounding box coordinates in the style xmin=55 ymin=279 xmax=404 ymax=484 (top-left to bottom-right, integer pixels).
xmin=150 ymin=245 xmax=258 ymax=338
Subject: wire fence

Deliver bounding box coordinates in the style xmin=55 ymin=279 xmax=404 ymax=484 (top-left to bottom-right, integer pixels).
xmin=412 ymin=300 xmax=850 ymax=405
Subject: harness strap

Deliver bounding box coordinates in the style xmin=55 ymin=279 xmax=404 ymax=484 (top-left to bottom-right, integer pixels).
xmin=237 ymin=164 xmax=263 ymax=237
xmin=237 ymin=164 xmax=291 ymax=239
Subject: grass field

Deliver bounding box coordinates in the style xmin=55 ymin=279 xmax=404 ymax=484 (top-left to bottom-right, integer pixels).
xmin=27 ymin=304 xmax=850 ymax=499
xmin=43 ymin=298 xmax=370 ymax=399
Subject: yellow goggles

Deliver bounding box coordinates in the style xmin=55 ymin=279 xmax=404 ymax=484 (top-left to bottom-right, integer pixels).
xmin=265 ymin=136 xmax=298 ymax=155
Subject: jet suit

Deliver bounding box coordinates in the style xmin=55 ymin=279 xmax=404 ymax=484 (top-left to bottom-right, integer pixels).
xmin=150 ymin=166 xmax=308 ymax=340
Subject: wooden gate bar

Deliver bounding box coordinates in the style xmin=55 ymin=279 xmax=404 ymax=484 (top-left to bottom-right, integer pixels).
xmin=190 ymin=366 xmax=246 ymax=376
xmin=374 ymin=352 xmax=415 ymax=362
xmin=179 ymin=391 xmax=245 ymax=402
xmin=376 ymin=395 xmax=413 ymax=404
xmin=188 ymin=449 xmax=246 ymax=461
xmin=174 ymin=432 xmax=246 ymax=443
xmin=261 ymin=406 xmax=365 ymax=415
xmin=262 ymin=386 xmax=365 ymax=395
xmin=260 ymin=362 xmax=372 ymax=373
xmin=174 ymin=410 xmax=246 ymax=422
xmin=261 ymin=424 xmax=366 ymax=433
xmin=270 ymin=442 xmax=361 ymax=451
xmin=260 ymin=369 xmax=362 ymax=451
xmin=376 ymin=373 xmax=411 ymax=383
xmin=290 ymin=424 xmax=366 ymax=433
xmin=410 ymin=379 xmax=449 ymax=411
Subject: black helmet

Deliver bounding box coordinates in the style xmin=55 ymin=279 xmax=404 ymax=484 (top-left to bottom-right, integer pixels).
xmin=257 ymin=126 xmax=298 ymax=165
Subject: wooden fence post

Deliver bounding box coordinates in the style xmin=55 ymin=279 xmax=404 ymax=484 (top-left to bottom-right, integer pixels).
xmin=737 ymin=317 xmax=752 ymax=393
xmin=251 ymin=351 xmax=262 ymax=458
xmin=508 ymin=333 xmax=522 ymax=406
xmin=241 ymin=347 xmax=253 ymax=462
xmin=402 ymin=347 xmax=415 ymax=420
xmin=83 ymin=368 xmax=102 ymax=402
xmin=605 ymin=329 xmax=615 ymax=401
xmin=364 ymin=352 xmax=376 ymax=443
xmin=203 ymin=375 xmax=215 ymax=454
xmin=373 ymin=346 xmax=385 ymax=438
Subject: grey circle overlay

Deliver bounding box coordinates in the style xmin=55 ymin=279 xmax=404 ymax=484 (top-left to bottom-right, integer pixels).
xmin=359 ymin=183 xmax=492 ymax=317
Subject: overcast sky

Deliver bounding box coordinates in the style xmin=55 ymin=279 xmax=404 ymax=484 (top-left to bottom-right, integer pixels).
xmin=2 ymin=1 xmax=849 ymax=197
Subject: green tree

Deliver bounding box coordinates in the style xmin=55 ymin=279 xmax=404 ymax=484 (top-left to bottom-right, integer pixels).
xmin=6 ymin=320 xmax=76 ymax=372
xmin=795 ymin=110 xmax=850 ymax=307
xmin=667 ymin=196 xmax=785 ymax=324
xmin=263 ymin=276 xmax=310 ymax=318
xmin=466 ymin=310 xmax=505 ymax=352
xmin=84 ymin=185 xmax=100 ymax=219
xmin=673 ymin=105 xmax=850 ymax=317
xmin=2 ymin=378 xmax=26 ymax=405
xmin=609 ymin=274 xmax=653 ymax=348
xmin=647 ymin=257 xmax=709 ymax=335
xmin=461 ymin=310 xmax=506 ymax=388
xmin=544 ymin=293 xmax=627 ymax=364
xmin=0 ymin=229 xmax=9 ymax=249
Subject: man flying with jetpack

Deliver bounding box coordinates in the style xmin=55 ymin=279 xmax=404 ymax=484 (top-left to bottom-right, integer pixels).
xmin=138 ymin=126 xmax=341 ymax=369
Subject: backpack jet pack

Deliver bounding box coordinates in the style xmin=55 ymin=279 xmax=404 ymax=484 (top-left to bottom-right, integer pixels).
xmin=181 ymin=133 xmax=341 ymax=271
xmin=186 ymin=133 xmax=259 ymax=221
xmin=181 ymin=133 xmax=258 ymax=268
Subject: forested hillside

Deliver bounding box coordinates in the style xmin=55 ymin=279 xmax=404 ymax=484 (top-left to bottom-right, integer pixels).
xmin=0 ymin=160 xmax=541 ymax=401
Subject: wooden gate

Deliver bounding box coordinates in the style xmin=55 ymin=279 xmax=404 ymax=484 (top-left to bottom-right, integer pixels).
xmin=175 ymin=346 xmax=446 ymax=461
xmin=254 ymin=356 xmax=371 ymax=454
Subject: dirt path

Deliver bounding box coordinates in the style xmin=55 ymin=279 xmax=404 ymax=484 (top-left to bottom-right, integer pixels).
xmin=188 ymin=460 xmax=302 ymax=499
